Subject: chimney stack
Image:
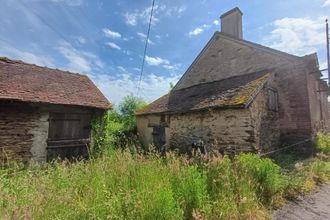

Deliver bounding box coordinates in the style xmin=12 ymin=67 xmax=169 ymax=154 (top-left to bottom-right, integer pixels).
xmin=220 ymin=7 xmax=243 ymax=39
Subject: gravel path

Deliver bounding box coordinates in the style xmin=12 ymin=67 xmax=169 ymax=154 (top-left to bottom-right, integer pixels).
xmin=273 ymin=184 xmax=330 ymax=220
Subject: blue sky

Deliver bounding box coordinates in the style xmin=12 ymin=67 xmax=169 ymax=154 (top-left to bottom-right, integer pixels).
xmin=0 ymin=0 xmax=329 ymax=105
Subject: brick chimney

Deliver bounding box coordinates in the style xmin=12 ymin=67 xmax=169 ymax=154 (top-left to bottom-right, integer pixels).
xmin=220 ymin=7 xmax=243 ymax=39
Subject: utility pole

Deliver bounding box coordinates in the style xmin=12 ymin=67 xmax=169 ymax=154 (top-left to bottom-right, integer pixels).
xmin=326 ymin=19 xmax=330 ymax=85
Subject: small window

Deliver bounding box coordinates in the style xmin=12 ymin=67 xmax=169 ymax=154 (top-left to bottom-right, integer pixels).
xmin=268 ymin=89 xmax=278 ymax=111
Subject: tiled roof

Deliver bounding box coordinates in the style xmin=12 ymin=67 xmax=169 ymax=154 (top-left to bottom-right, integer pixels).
xmin=0 ymin=57 xmax=111 ymax=109
xmin=136 ymin=71 xmax=270 ymax=115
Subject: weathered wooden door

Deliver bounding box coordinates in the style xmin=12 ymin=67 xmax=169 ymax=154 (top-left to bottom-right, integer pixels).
xmin=47 ymin=113 xmax=91 ymax=161
xmin=152 ymin=126 xmax=166 ymax=151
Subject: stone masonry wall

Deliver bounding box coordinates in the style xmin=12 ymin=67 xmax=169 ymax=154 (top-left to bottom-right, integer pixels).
xmin=169 ymin=108 xmax=256 ymax=154
xmin=0 ymin=102 xmax=42 ymax=162
xmin=174 ymin=33 xmax=314 ymax=145
xmin=175 ymin=33 xmax=294 ymax=90
xmin=137 ymin=107 xmax=259 ymax=154
xmin=249 ymin=85 xmax=280 ymax=152
xmin=0 ymin=101 xmax=96 ymax=162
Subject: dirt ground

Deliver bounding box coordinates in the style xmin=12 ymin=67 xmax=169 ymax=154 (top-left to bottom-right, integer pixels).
xmin=273 ymin=184 xmax=330 ymax=220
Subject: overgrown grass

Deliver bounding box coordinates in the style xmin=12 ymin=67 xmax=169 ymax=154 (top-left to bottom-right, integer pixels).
xmin=0 ymin=151 xmax=287 ymax=219
xmin=1 ymin=133 xmax=330 ymax=219
xmin=3 ymin=150 xmax=328 ymax=220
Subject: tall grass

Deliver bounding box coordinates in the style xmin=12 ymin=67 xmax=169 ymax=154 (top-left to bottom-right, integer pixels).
xmin=1 ymin=133 xmax=330 ymax=219
xmin=0 ymin=151 xmax=288 ymax=219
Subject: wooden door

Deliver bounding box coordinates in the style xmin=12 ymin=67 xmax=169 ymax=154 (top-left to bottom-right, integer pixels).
xmin=152 ymin=126 xmax=166 ymax=151
xmin=47 ymin=113 xmax=91 ymax=161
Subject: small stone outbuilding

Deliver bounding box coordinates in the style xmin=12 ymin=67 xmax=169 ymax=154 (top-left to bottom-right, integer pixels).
xmin=136 ymin=8 xmax=330 ymax=154
xmin=0 ymin=57 xmax=111 ymax=162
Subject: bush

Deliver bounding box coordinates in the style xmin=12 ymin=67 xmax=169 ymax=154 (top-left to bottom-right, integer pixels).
xmin=315 ymin=132 xmax=330 ymax=155
xmin=170 ymin=165 xmax=210 ymax=219
xmin=235 ymin=154 xmax=285 ymax=207
xmin=92 ymin=95 xmax=147 ymax=153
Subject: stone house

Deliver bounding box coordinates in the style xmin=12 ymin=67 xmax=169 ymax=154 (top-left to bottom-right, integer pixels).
xmin=135 ymin=8 xmax=329 ymax=154
xmin=0 ymin=57 xmax=111 ymax=162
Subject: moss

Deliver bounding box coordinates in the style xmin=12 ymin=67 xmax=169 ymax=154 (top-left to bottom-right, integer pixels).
xmin=227 ymin=73 xmax=270 ymax=106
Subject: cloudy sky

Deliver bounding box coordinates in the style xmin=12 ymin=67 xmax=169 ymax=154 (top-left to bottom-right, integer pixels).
xmin=0 ymin=0 xmax=329 ymax=105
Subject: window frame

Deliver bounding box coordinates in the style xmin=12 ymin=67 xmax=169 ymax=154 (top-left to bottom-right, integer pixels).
xmin=267 ymin=88 xmax=279 ymax=112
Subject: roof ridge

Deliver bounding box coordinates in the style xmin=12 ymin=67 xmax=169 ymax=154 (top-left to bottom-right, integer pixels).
xmin=0 ymin=56 xmax=88 ymax=78
xmin=0 ymin=56 xmax=111 ymax=109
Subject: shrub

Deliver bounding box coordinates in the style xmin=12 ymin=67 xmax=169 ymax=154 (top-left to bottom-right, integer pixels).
xmin=170 ymin=164 xmax=210 ymax=219
xmin=235 ymin=154 xmax=285 ymax=207
xmin=92 ymin=95 xmax=147 ymax=153
xmin=315 ymin=132 xmax=330 ymax=155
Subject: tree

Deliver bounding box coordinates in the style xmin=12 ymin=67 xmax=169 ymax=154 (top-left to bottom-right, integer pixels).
xmin=119 ymin=95 xmax=147 ymax=116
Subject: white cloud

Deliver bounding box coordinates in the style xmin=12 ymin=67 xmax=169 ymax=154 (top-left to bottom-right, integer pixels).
xmin=123 ymin=50 xmax=132 ymax=55
xmin=145 ymin=56 xmax=181 ymax=70
xmin=145 ymin=56 xmax=169 ymax=66
xmin=124 ymin=5 xmax=159 ymax=26
xmin=164 ymin=5 xmax=186 ymax=17
xmin=77 ymin=36 xmax=86 ymax=44
xmin=103 ymin=28 xmax=122 ymax=39
xmin=323 ymin=0 xmax=330 ymax=7
xmin=177 ymin=6 xmax=186 ymax=14
xmin=124 ymin=4 xmax=186 ymax=27
xmin=263 ymin=17 xmax=326 ymax=56
xmin=163 ymin=64 xmax=181 ymax=71
xmin=137 ymin=32 xmax=147 ymax=38
xmin=188 ymin=24 xmax=210 ymax=37
xmin=57 ymin=41 xmax=103 ymax=73
xmin=213 ymin=20 xmax=220 ymax=25
xmin=89 ymin=72 xmax=181 ymax=104
xmin=106 ymin=42 xmax=121 ymax=50
xmin=137 ymin=32 xmax=154 ymax=45
xmin=117 ymin=66 xmax=127 ymax=72
xmin=0 ymin=41 xmax=54 ymax=67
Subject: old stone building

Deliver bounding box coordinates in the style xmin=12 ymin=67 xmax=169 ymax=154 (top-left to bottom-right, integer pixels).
xmin=0 ymin=57 xmax=111 ymax=162
xmin=136 ymin=8 xmax=329 ymax=154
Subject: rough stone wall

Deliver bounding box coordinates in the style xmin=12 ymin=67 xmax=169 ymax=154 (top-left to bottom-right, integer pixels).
xmin=0 ymin=102 xmax=41 ymax=162
xmin=137 ymin=107 xmax=260 ymax=154
xmin=137 ymin=86 xmax=283 ymax=153
xmin=168 ymin=109 xmax=256 ymax=153
xmin=303 ymin=55 xmax=330 ymax=133
xmin=175 ymin=33 xmax=295 ymax=90
xmin=249 ymin=85 xmax=280 ymax=151
xmin=0 ymin=101 xmax=96 ymax=162
xmin=173 ymin=32 xmax=314 ymax=144
xmin=273 ymin=63 xmax=313 ymax=143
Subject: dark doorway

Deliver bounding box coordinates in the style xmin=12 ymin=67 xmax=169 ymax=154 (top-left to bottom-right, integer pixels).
xmin=47 ymin=113 xmax=91 ymax=161
xmin=152 ymin=126 xmax=166 ymax=151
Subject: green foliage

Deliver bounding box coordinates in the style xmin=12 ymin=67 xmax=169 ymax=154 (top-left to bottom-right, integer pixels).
xmin=315 ymin=132 xmax=330 ymax=155
xmin=119 ymin=95 xmax=147 ymax=116
xmin=171 ymin=165 xmax=210 ymax=219
xmin=235 ymin=154 xmax=285 ymax=207
xmin=91 ymin=95 xmax=148 ymax=153
xmin=1 ymin=151 xmax=329 ymax=219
